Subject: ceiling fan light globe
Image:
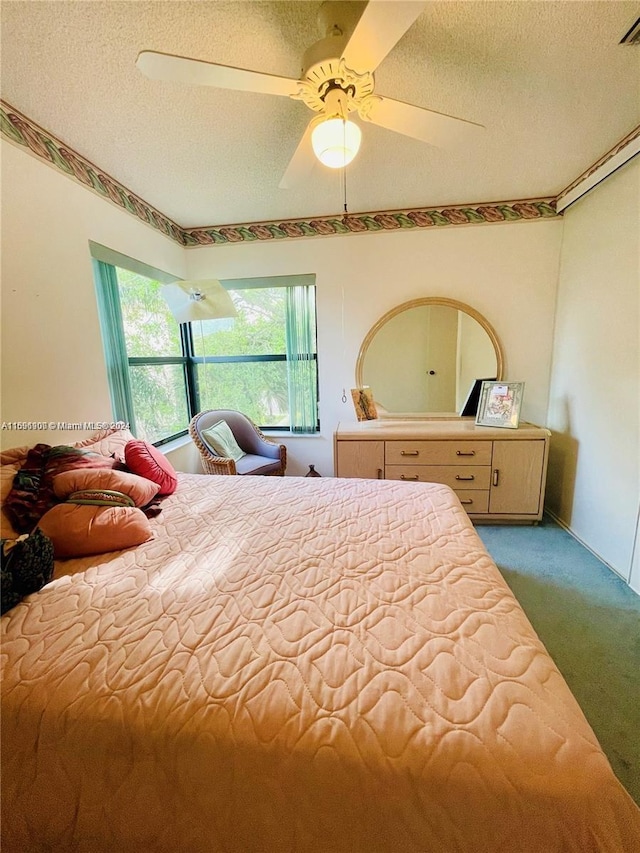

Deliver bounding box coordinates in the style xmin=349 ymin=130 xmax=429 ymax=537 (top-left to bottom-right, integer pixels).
xmin=311 ymin=118 xmax=361 ymax=168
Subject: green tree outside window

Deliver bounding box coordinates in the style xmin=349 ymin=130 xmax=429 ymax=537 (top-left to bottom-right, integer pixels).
xmin=93 ymin=260 xmax=318 ymax=444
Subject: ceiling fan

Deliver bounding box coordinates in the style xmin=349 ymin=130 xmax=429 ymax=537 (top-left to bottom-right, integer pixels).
xmin=136 ymin=0 xmax=484 ymax=188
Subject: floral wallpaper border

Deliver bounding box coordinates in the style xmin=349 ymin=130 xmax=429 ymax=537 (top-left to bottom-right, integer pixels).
xmin=181 ymin=197 xmax=558 ymax=246
xmin=1 ymin=102 xmax=188 ymax=246
xmin=557 ymin=124 xmax=640 ymax=201
xmin=10 ymin=97 xmax=627 ymax=249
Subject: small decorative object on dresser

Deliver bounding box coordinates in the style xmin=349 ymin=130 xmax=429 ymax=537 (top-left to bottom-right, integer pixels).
xmin=476 ymin=381 xmax=524 ymax=429
xmin=350 ymin=386 xmax=378 ymax=421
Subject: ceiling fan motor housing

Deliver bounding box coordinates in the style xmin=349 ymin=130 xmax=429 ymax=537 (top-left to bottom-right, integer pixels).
xmin=296 ymin=49 xmax=375 ymax=116
xmin=301 ymin=34 xmax=349 ymax=78
xmin=296 ymin=1 xmax=374 ymax=116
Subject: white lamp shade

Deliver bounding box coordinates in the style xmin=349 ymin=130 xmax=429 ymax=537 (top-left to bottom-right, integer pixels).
xmin=311 ymin=118 xmax=362 ymax=168
xmin=161 ymin=279 xmax=237 ymax=323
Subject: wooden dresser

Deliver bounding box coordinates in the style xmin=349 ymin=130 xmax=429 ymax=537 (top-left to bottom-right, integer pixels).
xmin=334 ymin=419 xmax=550 ymax=523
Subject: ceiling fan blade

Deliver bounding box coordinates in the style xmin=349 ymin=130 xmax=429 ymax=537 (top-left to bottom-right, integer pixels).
xmin=341 ymin=1 xmax=429 ymax=74
xmin=363 ymin=96 xmax=485 ymax=148
xmin=136 ymin=51 xmax=299 ymax=97
xmin=279 ymin=121 xmax=317 ymax=190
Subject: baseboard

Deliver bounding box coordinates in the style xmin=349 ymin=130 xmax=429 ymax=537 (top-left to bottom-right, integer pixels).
xmin=544 ymin=508 xmax=632 ymax=587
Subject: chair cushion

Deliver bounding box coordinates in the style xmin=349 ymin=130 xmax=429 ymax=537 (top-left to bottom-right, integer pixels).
xmin=235 ymin=454 xmax=282 ymax=476
xmin=201 ymin=420 xmax=246 ymax=463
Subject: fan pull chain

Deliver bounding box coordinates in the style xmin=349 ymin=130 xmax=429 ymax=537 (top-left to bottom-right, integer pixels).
xmin=341 ymin=280 xmax=348 ymax=404
xmin=339 ymin=120 xmax=349 ymax=406
xmin=342 ymin=119 xmax=349 ymax=217
xmin=343 ymin=160 xmax=348 ymax=215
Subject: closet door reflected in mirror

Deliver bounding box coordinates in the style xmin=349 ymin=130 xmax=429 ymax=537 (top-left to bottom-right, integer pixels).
xmin=355 ymin=298 xmax=503 ymax=415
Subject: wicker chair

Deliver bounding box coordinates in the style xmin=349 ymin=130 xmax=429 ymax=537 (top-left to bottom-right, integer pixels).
xmin=189 ymin=409 xmax=286 ymax=476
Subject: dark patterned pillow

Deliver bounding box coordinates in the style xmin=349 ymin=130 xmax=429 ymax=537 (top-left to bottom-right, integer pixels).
xmin=1 ymin=528 xmax=54 ymax=615
xmin=3 ymin=444 xmax=120 ymax=534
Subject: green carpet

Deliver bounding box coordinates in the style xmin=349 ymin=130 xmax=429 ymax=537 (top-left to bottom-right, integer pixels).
xmin=476 ymin=516 xmax=640 ymax=805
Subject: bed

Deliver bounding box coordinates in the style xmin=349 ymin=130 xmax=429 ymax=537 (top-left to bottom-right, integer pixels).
xmin=2 ymin=464 xmax=640 ymax=852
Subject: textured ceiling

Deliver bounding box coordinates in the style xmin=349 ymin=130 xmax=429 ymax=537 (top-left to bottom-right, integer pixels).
xmin=2 ymin=1 xmax=639 ymax=228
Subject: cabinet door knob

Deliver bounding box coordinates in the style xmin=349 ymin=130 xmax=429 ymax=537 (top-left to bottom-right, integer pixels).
xmin=377 ymin=468 xmax=383 ymax=479
xmin=455 ymin=474 xmax=475 ymax=481
xmin=400 ymin=474 xmax=419 ymax=481
xmin=400 ymin=450 xmax=419 ymax=456
xmin=493 ymin=469 xmax=500 ymax=486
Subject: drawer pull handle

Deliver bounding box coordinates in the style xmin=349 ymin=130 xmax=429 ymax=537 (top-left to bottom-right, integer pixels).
xmin=455 ymin=475 xmax=475 ymax=481
xmin=493 ymin=469 xmax=499 ymax=486
xmin=456 ymin=450 xmax=476 ymax=456
xmin=400 ymin=450 xmax=419 ymax=456
xmin=460 ymin=499 xmax=473 ymax=505
xmin=377 ymin=468 xmax=383 ymax=479
xmin=400 ymin=474 xmax=419 ymax=481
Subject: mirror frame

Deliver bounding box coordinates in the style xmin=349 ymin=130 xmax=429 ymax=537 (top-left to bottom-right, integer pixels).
xmin=355 ymin=297 xmax=504 ymax=397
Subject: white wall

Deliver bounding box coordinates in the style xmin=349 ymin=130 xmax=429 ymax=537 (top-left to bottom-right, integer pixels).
xmin=1 ymin=139 xmax=563 ymax=481
xmin=1 ymin=141 xmax=187 ymax=451
xmin=546 ymin=157 xmax=640 ymax=587
xmin=185 ymin=219 xmax=563 ymax=475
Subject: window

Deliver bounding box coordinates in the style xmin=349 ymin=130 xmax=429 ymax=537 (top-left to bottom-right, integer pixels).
xmin=192 ymin=283 xmax=318 ymax=432
xmin=92 ymin=251 xmax=318 ymax=444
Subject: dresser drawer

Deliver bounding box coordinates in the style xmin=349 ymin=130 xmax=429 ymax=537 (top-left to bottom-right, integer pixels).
xmin=454 ymin=490 xmax=490 ymax=513
xmin=385 ymin=441 xmax=492 ymax=466
xmin=385 ymin=465 xmax=491 ymax=490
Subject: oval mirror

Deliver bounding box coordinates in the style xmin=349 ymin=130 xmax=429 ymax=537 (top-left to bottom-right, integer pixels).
xmin=355 ymin=298 xmax=504 ymax=416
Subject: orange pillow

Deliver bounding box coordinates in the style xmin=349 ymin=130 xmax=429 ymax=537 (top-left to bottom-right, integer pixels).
xmin=53 ymin=468 xmax=160 ymax=507
xmin=124 ymin=441 xmax=178 ymax=496
xmin=38 ymin=504 xmax=153 ymax=559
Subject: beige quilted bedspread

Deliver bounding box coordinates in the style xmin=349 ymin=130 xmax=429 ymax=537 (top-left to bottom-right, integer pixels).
xmin=2 ymin=474 xmax=639 ymax=852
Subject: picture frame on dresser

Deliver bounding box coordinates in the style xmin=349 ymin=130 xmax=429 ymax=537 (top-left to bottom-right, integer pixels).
xmin=476 ymin=381 xmax=525 ymax=429
xmin=459 ymin=377 xmax=497 ymax=417
xmin=351 ymin=386 xmax=378 ymax=421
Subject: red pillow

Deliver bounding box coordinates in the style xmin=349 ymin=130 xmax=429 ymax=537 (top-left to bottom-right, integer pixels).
xmin=124 ymin=441 xmax=178 ymax=496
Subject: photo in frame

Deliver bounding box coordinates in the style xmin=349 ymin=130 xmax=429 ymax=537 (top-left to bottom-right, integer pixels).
xmin=475 ymin=381 xmax=524 ymax=429
xmin=351 ymin=386 xmax=378 ymax=421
